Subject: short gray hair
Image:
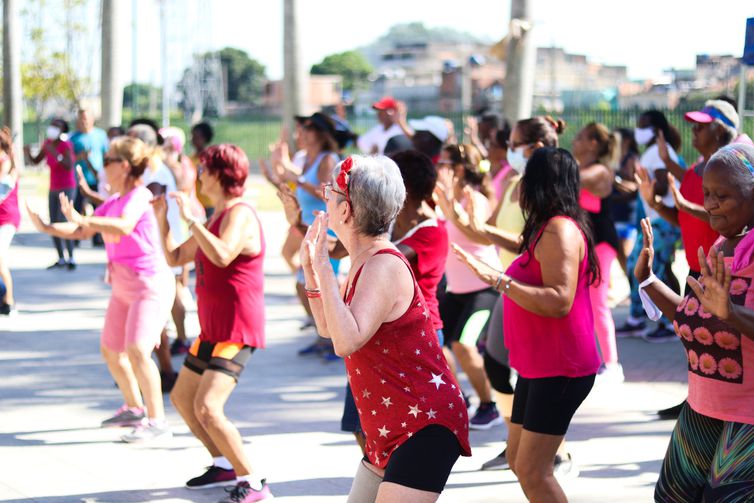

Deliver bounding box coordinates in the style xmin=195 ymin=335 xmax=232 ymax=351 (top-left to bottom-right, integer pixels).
xmin=707 ymin=143 xmax=754 ymax=195
xmin=334 ymin=155 xmax=406 ymax=236
xmin=128 ymin=124 xmax=158 ymax=147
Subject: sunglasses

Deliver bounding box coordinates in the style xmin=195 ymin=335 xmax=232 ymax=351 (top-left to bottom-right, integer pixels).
xmin=103 ymin=156 xmax=122 ymax=166
xmin=321 ymin=183 xmax=347 ymax=201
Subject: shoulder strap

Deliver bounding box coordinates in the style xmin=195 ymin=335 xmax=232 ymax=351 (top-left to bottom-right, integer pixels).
xmin=345 ymin=248 xmax=417 ymax=304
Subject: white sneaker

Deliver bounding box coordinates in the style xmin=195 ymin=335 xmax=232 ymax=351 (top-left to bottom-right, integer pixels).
xmin=121 ymin=421 xmax=172 ymax=443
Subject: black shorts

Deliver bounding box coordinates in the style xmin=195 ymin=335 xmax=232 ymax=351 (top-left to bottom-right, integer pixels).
xmin=511 ymin=375 xmax=595 ymax=436
xmin=439 ymin=287 xmax=499 ymax=348
xmin=483 ymin=352 xmax=515 ymax=395
xmin=374 ymin=424 xmax=461 ymax=493
xmin=184 ymin=340 xmax=255 ymax=382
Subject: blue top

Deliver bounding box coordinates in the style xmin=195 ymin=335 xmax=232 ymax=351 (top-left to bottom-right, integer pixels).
xmin=297 ymin=152 xmax=338 ymax=226
xmin=70 ymin=128 xmax=109 ymax=187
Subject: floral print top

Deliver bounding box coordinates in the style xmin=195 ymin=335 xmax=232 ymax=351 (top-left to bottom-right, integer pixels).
xmin=673 ymin=238 xmax=754 ymax=425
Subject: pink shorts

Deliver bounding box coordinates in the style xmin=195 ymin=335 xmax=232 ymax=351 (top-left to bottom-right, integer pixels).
xmin=101 ymin=263 xmax=175 ymax=353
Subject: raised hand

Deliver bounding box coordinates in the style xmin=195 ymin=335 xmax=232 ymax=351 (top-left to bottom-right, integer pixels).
xmin=667 ymin=172 xmax=686 ymax=210
xmin=656 ymin=129 xmax=670 ymax=163
xmin=151 ymin=194 xmax=168 ymax=225
xmin=277 ymin=184 xmax=303 ymax=227
xmin=634 ymin=218 xmax=655 ymax=283
xmin=169 ymin=191 xmax=194 ymax=222
xmin=300 ymin=211 xmax=330 ymax=280
xmin=451 ymin=243 xmax=501 ymax=287
xmin=687 ymin=247 xmax=733 ymax=320
xmin=634 ymin=165 xmax=657 ymax=207
xmin=25 ymin=202 xmax=48 ymax=233
xmin=59 ymin=192 xmax=84 ymax=225
xmin=465 ymin=187 xmax=486 ymax=234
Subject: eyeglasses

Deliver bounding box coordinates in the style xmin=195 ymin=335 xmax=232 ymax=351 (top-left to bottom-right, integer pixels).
xmin=103 ymin=156 xmax=122 ymax=166
xmin=321 ymin=183 xmax=347 ymax=201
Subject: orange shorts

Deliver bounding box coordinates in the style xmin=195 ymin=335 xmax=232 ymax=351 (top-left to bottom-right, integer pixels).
xmin=184 ymin=340 xmax=254 ymax=381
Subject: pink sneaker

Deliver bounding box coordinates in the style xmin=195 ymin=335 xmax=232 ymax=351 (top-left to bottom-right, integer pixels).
xmin=218 ymin=480 xmax=273 ymax=502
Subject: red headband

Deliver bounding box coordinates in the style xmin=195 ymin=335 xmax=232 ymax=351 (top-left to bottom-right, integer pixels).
xmin=336 ymin=156 xmax=353 ymax=202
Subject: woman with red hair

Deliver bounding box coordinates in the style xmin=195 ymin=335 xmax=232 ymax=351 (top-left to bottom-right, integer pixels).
xmin=155 ymin=144 xmax=273 ymax=501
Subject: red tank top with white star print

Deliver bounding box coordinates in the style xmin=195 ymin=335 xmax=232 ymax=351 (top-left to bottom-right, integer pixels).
xmin=344 ymin=248 xmax=471 ymax=468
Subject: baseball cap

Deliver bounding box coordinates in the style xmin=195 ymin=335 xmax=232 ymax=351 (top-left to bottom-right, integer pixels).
xmin=408 ymin=116 xmax=449 ymax=143
xmin=372 ymin=97 xmax=398 ymax=111
xmin=684 ymin=100 xmax=739 ymax=130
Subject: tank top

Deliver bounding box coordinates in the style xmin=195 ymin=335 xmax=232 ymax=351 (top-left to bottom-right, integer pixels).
xmin=504 ymin=216 xmax=601 ymax=378
xmin=678 ymin=163 xmax=718 ymax=273
xmin=495 ymin=175 xmax=525 ymax=269
xmin=297 ymin=152 xmax=338 ymax=226
xmin=580 ymin=189 xmax=620 ymax=252
xmin=0 ymin=153 xmax=20 ymax=229
xmin=344 ymin=248 xmax=471 ymax=468
xmin=195 ymin=202 xmax=266 ymax=347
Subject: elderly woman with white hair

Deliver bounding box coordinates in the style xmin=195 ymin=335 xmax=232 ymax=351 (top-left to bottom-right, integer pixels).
xmin=301 ymin=155 xmax=471 ymax=502
xmin=635 ymin=143 xmax=754 ymax=501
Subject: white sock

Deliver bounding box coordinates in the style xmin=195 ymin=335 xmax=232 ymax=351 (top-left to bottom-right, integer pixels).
xmin=213 ymin=456 xmax=233 ymax=471
xmin=236 ymin=474 xmax=263 ymax=491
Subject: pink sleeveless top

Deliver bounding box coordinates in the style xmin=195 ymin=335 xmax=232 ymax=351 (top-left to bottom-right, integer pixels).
xmin=195 ymin=203 xmax=266 ymax=347
xmin=504 ymin=216 xmax=601 ymax=378
xmin=344 ymin=248 xmax=471 ymax=468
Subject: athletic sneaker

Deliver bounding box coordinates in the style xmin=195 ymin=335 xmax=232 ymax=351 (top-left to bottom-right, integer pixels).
xmin=553 ymin=453 xmax=579 ymax=480
xmin=101 ymin=405 xmax=145 ymax=428
xmin=170 ymin=339 xmax=191 ymax=356
xmin=642 ymin=325 xmax=677 ymax=343
xmin=120 ymin=421 xmax=172 ymax=443
xmin=469 ymin=402 xmax=504 ymax=430
xmin=0 ymin=303 xmax=16 ymax=316
xmin=320 ymin=348 xmax=341 ymax=362
xmin=186 ymin=466 xmax=237 ymax=490
xmin=66 ymin=261 xmax=77 ymax=271
xmin=297 ymin=341 xmax=323 ymax=356
xmin=615 ymin=319 xmax=646 ymax=338
xmin=46 ymin=260 xmax=66 ymax=270
xmin=218 ymin=480 xmax=273 ymax=502
xmin=481 ymin=449 xmax=510 ymax=470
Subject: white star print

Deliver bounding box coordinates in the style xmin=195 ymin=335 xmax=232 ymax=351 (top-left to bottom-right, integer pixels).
xmin=415 ymin=349 xmax=421 ymax=355
xmin=429 ymin=373 xmax=446 ymax=389
xmin=451 ymin=384 xmax=456 ymax=390
xmin=381 ymin=397 xmax=393 ymax=408
xmin=420 ymin=330 xmax=426 ymax=337
xmin=382 ymin=348 xmax=389 ymax=354
xmin=408 ymin=404 xmax=421 ymax=418
xmin=403 ymin=387 xmax=411 ymax=393
xmin=362 ymin=389 xmax=371 ymax=399
xmin=407 ymin=432 xmax=413 ymax=438
xmin=378 ymin=425 xmax=390 ymax=438
xmin=372 ymin=410 xmax=377 ymax=416
xmin=399 ymin=372 xmax=406 ymax=378
xmin=420 ymin=396 xmax=427 ymax=403
xmin=448 ymin=403 xmax=454 ymax=409
xmin=415 ymin=365 xmax=423 ymax=371
xmin=426 ymin=408 xmax=437 ymax=419
xmin=401 ymin=422 xmax=407 ymax=428
xmin=380 ymin=379 xmax=386 ymax=384
xmin=382 ymin=451 xmax=388 ymax=457
xmin=355 ymin=368 xmax=361 ymax=375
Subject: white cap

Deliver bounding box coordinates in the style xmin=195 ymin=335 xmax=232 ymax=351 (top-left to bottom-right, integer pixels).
xmin=408 ymin=116 xmax=449 ymax=142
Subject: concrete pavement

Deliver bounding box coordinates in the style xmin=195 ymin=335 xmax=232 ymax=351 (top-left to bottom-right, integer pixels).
xmin=0 ymin=176 xmax=688 ymax=502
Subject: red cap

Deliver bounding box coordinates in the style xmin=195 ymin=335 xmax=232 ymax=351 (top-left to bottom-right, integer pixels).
xmin=372 ymin=96 xmax=397 ymax=111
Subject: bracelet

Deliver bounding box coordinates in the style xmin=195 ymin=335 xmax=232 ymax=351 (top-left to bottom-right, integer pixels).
xmin=495 ymin=273 xmax=512 ymax=294
xmin=494 ymin=273 xmax=505 ymax=291
xmin=304 ymin=287 xmax=321 ymax=299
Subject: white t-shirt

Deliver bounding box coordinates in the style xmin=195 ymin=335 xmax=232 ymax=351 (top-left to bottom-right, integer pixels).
xmin=143 ymin=159 xmax=187 ymax=246
xmin=357 ymin=123 xmax=403 ymax=155
xmin=639 ymin=143 xmax=680 ymax=222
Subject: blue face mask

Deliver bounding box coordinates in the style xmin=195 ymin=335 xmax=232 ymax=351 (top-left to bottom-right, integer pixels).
xmin=507 ymin=146 xmax=528 ymax=174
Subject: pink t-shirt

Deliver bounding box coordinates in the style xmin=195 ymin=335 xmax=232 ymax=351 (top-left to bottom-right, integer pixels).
xmin=444 ymin=193 xmax=501 ymax=294
xmin=673 ymin=236 xmax=754 ymax=425
xmin=94 ymin=186 xmax=168 ymax=276
xmin=43 ymin=140 xmax=76 ymax=191
xmin=504 ymin=216 xmax=601 ymax=378
xmin=492 ymin=161 xmax=512 ymax=202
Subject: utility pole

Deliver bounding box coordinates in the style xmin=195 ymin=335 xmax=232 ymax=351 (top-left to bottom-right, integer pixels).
xmin=502 ymin=0 xmax=536 ymax=121
xmin=101 ymin=0 xmax=124 ymax=127
xmin=159 ymin=0 xmax=169 ymax=127
xmin=3 ymin=0 xmax=23 ymax=165
xmin=283 ymin=0 xmax=306 ymax=144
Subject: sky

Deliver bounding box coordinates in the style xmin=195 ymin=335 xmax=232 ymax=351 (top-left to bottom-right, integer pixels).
xmin=25 ymin=0 xmax=754 ymax=90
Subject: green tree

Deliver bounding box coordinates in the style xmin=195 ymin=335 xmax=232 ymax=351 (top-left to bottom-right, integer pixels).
xmin=218 ymin=47 xmax=266 ymax=104
xmin=123 ymin=83 xmax=162 ymax=112
xmin=310 ymin=51 xmax=373 ymax=91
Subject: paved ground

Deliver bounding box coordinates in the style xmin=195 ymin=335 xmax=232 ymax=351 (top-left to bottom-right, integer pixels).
xmin=0 ymin=176 xmax=689 ymax=502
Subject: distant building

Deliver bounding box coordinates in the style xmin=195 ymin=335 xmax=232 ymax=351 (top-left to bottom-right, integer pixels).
xmin=260 ymin=75 xmax=343 ymax=116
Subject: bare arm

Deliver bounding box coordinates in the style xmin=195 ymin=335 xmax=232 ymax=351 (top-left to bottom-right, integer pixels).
xmin=634 ymin=218 xmax=683 ymax=319
xmin=26 ymin=202 xmax=95 ymax=241
xmin=656 ymin=130 xmax=686 ymax=180
xmin=153 ymin=195 xmax=199 ymax=266
xmin=668 ymin=173 xmax=709 ymax=223
xmin=580 ymin=163 xmax=614 ymax=199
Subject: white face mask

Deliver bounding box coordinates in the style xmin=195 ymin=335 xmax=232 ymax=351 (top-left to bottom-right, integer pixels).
xmin=634 ymin=127 xmax=654 ymax=146
xmin=507 ymin=146 xmax=528 ymax=174
xmin=46 ymin=126 xmax=61 ymax=140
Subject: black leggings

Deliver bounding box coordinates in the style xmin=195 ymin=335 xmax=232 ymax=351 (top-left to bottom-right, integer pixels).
xmin=440 ymin=287 xmax=499 ymax=347
xmin=49 ymin=188 xmax=75 ymax=261
xmin=374 ymin=425 xmax=461 ymax=493
xmin=511 ymin=375 xmax=595 ymax=436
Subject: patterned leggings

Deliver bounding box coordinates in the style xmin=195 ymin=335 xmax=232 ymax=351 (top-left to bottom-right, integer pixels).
xmin=655 ymin=403 xmax=754 ymax=502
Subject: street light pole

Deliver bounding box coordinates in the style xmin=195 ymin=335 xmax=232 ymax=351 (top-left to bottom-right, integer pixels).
xmin=3 ymin=0 xmax=23 ymax=165
xmin=101 ymin=0 xmax=124 ymax=128
xmin=283 ymin=0 xmax=306 ymax=145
